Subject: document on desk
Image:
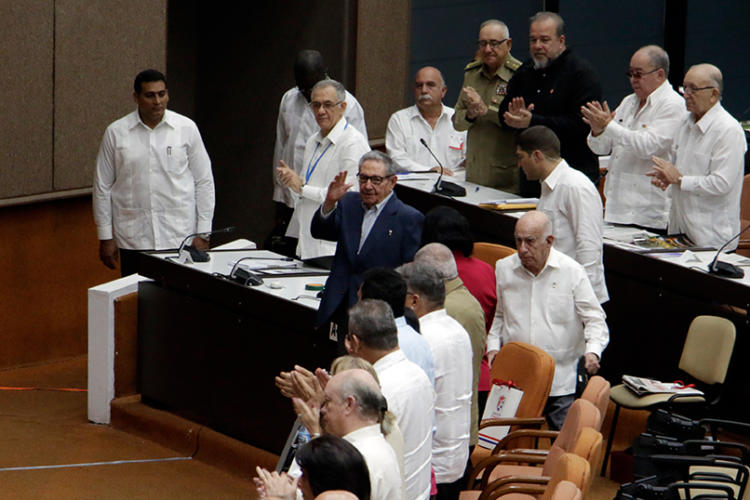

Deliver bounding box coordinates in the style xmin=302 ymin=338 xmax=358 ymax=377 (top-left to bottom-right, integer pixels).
xmin=478 ymin=198 xmax=538 ymax=211
xmin=228 ymin=259 xmax=329 ymax=277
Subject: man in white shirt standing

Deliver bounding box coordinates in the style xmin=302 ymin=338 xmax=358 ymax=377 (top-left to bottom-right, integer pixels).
xmin=93 ymin=69 xmax=215 ymax=276
xmin=515 ymin=125 xmax=608 ymax=304
xmin=647 ymin=63 xmax=746 ymax=250
xmin=346 ymin=299 xmax=434 ymax=500
xmin=488 ymin=211 xmax=609 ymax=430
xmin=582 ymin=45 xmax=685 ymax=230
xmin=320 ymin=369 xmax=404 ymax=500
xmin=400 ymin=263 xmax=472 ymax=500
xmin=270 ymin=50 xmax=368 ymax=254
xmin=277 ymin=79 xmax=370 ymax=267
xmin=386 ymin=66 xmax=465 ymax=175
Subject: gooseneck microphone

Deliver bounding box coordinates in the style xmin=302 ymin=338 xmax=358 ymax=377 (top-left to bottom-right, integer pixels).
xmin=174 ymin=226 xmax=237 ymax=264
xmin=707 ymin=223 xmax=750 ymax=278
xmin=419 ymin=138 xmax=466 ymax=197
xmin=227 ymin=256 xmax=265 ymax=286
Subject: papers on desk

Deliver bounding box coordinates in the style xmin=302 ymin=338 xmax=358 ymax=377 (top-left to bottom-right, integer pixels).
xmin=603 ymin=226 xmax=712 ymax=253
xmin=479 ymin=198 xmax=538 ymax=211
xmin=622 ymin=375 xmax=703 ymax=397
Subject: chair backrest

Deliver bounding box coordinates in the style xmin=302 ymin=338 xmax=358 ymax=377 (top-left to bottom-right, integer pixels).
xmin=580 ymin=375 xmax=611 ymax=431
xmin=741 ymin=174 xmax=750 ymax=223
xmin=572 ymin=427 xmax=604 ymax=479
xmin=679 ymin=315 xmax=736 ymax=384
xmin=548 ymin=480 xmax=583 ymax=500
xmin=490 ymin=341 xmax=554 ymax=421
xmin=472 ymin=242 xmax=517 ymax=267
xmin=540 ymin=454 xmax=591 ymax=500
xmin=543 ymin=398 xmax=600 ymax=477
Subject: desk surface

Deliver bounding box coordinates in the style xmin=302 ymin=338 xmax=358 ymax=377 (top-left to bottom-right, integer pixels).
xmin=150 ymin=249 xmax=327 ymax=311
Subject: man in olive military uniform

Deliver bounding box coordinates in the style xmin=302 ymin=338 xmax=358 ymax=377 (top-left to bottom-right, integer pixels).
xmin=453 ymin=19 xmax=521 ymax=193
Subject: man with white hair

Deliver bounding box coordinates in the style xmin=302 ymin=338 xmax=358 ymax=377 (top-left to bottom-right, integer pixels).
xmin=647 ymin=63 xmax=746 ymax=250
xmin=414 ymin=243 xmax=485 ymax=451
xmin=488 ymin=211 xmax=608 ymax=430
xmin=320 ymin=369 xmax=405 ymax=500
xmin=277 ymin=79 xmax=370 ymax=266
xmin=582 ymin=45 xmax=684 ymax=230
xmin=386 ymin=66 xmax=466 ymax=175
xmin=453 ymin=19 xmax=521 ymax=192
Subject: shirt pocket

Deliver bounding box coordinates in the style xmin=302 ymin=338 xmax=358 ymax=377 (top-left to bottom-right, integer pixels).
xmin=167 ymin=144 xmax=189 ymax=175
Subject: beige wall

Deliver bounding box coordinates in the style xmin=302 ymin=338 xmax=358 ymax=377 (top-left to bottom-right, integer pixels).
xmin=356 ymin=0 xmax=412 ymax=141
xmin=0 ymin=0 xmax=166 ymax=201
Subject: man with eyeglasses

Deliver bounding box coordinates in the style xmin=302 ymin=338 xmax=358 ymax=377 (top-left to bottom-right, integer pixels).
xmin=311 ymin=151 xmax=423 ymax=344
xmin=277 ymin=79 xmax=370 ymax=268
xmin=498 ymin=11 xmax=602 ymax=198
xmin=647 ymin=64 xmax=746 ymax=250
xmin=386 ymin=66 xmax=466 ymax=176
xmin=453 ymin=19 xmax=521 ymax=192
xmin=582 ymin=45 xmax=684 ymax=231
xmin=270 ymin=50 xmax=368 ymax=255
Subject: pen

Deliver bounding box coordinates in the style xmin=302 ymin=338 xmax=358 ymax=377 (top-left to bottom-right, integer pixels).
xmin=167 ymin=146 xmax=172 ymax=156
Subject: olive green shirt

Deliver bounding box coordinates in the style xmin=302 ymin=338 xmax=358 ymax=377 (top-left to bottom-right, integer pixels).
xmin=453 ymin=55 xmax=521 ymax=193
xmin=444 ymin=276 xmax=486 ymax=447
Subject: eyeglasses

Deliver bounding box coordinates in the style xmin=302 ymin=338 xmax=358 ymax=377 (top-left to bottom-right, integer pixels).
xmin=309 ymin=100 xmax=342 ymax=110
xmin=478 ymin=39 xmax=508 ymax=49
xmin=679 ymin=85 xmax=715 ymax=95
xmin=625 ymin=68 xmax=660 ymax=79
xmin=357 ymin=173 xmax=393 ymax=185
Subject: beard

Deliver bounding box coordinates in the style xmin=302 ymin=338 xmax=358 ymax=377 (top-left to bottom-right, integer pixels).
xmin=533 ymin=56 xmax=550 ymax=69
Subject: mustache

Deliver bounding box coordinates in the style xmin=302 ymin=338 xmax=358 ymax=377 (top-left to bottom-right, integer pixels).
xmin=417 ymin=94 xmax=433 ymax=102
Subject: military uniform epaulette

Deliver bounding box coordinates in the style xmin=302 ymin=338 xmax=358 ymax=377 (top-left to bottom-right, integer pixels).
xmin=464 ymin=59 xmax=483 ymax=71
xmin=504 ymin=55 xmax=522 ymax=71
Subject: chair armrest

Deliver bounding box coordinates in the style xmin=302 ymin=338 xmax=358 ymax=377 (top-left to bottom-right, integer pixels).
xmin=479 ymin=416 xmax=546 ymax=430
xmin=492 ymin=429 xmax=559 ymax=455
xmin=466 ymin=454 xmax=549 ymax=490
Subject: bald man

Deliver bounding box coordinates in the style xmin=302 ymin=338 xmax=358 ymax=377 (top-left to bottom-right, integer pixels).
xmin=386 ymin=66 xmax=466 ymax=175
xmin=583 ymin=45 xmax=684 ymax=230
xmin=321 ymin=369 xmax=404 ymax=500
xmin=648 ymin=64 xmax=746 ymax=250
xmin=488 ymin=211 xmax=608 ymax=430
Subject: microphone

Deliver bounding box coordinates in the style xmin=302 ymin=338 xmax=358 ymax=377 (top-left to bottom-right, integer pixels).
xmin=707 ymin=223 xmax=750 ymax=278
xmin=175 ymin=226 xmax=236 ymax=264
xmin=419 ymin=138 xmax=466 ymax=197
xmin=227 ymin=256 xmax=264 ymax=286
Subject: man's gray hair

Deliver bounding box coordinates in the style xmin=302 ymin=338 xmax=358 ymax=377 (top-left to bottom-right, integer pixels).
xmin=479 ymin=19 xmax=509 ymax=39
xmin=414 ymin=243 xmax=458 ymax=280
xmin=642 ymin=45 xmax=670 ymax=75
xmin=399 ymin=262 xmax=445 ymax=307
xmin=312 ymin=78 xmax=346 ymax=102
xmin=358 ymin=150 xmax=397 ymax=176
xmin=348 ymin=299 xmax=398 ymax=351
xmin=339 ymin=373 xmax=388 ymax=422
xmin=529 ymin=11 xmax=565 ymax=37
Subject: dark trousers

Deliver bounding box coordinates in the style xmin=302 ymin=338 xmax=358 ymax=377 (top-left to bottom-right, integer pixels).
xmin=119 ymin=248 xmax=144 ymax=277
xmin=544 ymin=394 xmax=575 ymax=431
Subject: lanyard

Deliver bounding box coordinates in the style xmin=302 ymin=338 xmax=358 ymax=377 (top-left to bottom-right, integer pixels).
xmin=305 ymin=142 xmax=332 ymax=183
xmin=304 ymin=121 xmax=348 ymax=183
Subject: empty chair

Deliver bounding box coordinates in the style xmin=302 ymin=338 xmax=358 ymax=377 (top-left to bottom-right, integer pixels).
xmin=580 ymin=375 xmax=610 ymax=431
xmin=602 ymin=315 xmax=736 ymax=475
xmin=471 ymin=242 xmax=517 ymax=267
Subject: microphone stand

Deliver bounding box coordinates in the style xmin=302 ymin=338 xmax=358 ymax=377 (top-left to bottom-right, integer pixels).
xmin=419 ymin=138 xmax=466 ymax=197
xmin=174 ymin=226 xmax=236 ymax=264
xmin=707 ymin=223 xmax=750 ymax=279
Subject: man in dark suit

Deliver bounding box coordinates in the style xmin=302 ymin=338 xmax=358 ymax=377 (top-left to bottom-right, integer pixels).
xmin=311 ymin=150 xmax=424 ymax=342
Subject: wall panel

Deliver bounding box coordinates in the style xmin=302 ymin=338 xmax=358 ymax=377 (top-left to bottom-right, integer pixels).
xmin=0 ymin=1 xmax=54 ymax=198
xmin=54 ymin=0 xmax=167 ymax=190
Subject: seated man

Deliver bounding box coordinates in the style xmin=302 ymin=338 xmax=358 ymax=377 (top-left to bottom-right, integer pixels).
xmin=488 ymin=211 xmax=608 ymax=430
xmin=386 ymin=66 xmax=465 ymax=175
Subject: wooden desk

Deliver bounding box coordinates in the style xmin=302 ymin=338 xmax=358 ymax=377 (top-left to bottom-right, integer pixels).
xmin=135 ymin=249 xmax=335 ymax=454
